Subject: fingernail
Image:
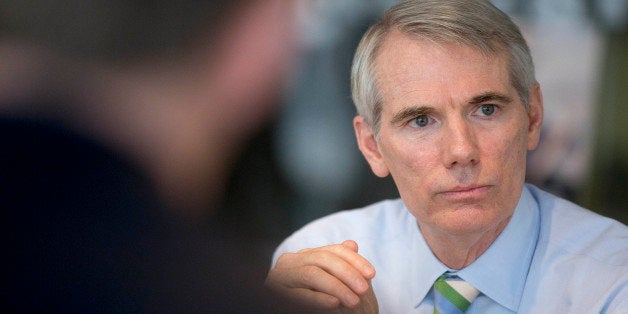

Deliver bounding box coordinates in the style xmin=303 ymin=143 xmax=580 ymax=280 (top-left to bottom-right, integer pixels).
xmin=355 ymin=279 xmax=368 ymax=292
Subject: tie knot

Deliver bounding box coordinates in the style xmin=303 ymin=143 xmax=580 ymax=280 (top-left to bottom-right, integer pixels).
xmin=434 ymin=274 xmax=480 ymax=313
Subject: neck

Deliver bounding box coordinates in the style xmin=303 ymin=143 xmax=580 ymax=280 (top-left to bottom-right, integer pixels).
xmin=421 ymin=215 xmax=512 ymax=269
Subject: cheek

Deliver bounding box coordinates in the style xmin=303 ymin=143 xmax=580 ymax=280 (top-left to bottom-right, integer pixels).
xmin=484 ymin=125 xmax=529 ymax=187
xmin=505 ymin=127 xmax=529 ymax=165
xmin=380 ymin=138 xmax=440 ymax=197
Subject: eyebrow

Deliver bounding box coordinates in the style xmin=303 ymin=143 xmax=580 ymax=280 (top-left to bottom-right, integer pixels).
xmin=389 ymin=92 xmax=514 ymax=126
xmin=469 ymin=91 xmax=514 ymax=105
xmin=390 ymin=106 xmax=434 ymax=126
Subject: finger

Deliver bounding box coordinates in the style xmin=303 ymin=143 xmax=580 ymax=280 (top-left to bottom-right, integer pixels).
xmin=298 ymin=244 xmax=375 ymax=280
xmin=340 ymin=240 xmax=377 ymax=281
xmin=339 ymin=280 xmax=379 ymax=314
xmin=338 ymin=241 xmax=375 ymax=279
xmin=266 ymin=265 xmax=360 ymax=308
xmin=283 ymin=250 xmax=371 ymax=294
xmin=341 ymin=240 xmax=359 ymax=252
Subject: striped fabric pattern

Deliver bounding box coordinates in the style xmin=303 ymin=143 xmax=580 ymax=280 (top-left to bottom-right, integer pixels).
xmin=434 ymin=274 xmax=480 ymax=314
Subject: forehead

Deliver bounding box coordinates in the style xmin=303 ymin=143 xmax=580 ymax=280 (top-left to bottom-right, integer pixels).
xmin=374 ymin=30 xmax=513 ymax=110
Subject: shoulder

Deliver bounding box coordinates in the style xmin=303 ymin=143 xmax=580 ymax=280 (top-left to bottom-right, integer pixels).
xmin=272 ymin=199 xmax=410 ymax=263
xmin=528 ymin=184 xmax=628 ymax=266
xmin=521 ymin=185 xmax=628 ymax=311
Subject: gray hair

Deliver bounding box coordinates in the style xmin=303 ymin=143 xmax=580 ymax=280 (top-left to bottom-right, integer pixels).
xmin=351 ymin=0 xmax=536 ymax=134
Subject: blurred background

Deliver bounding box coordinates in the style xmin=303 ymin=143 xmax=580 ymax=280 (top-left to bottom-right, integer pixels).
xmin=218 ymin=0 xmax=628 ymax=267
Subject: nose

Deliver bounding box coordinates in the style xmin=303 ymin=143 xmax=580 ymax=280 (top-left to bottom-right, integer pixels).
xmin=442 ymin=118 xmax=480 ymax=169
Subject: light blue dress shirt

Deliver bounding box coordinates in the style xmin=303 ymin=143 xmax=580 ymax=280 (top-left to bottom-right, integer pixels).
xmin=272 ymin=184 xmax=628 ymax=313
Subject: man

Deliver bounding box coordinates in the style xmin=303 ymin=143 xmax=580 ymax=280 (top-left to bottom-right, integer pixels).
xmin=266 ymin=0 xmax=628 ymax=312
xmin=0 ymin=0 xmax=296 ymax=312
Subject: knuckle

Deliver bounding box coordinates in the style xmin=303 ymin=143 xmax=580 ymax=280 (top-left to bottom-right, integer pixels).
xmin=275 ymin=252 xmax=297 ymax=268
xmin=299 ymin=265 xmax=322 ymax=285
xmin=316 ymin=250 xmax=336 ymax=263
xmin=297 ymin=247 xmax=313 ymax=253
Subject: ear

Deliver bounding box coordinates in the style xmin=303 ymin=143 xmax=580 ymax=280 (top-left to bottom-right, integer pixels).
xmin=526 ymin=83 xmax=544 ymax=151
xmin=353 ymin=116 xmax=390 ymax=178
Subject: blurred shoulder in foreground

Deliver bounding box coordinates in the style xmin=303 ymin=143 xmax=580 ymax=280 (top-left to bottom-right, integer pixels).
xmin=0 ymin=0 xmax=298 ymax=311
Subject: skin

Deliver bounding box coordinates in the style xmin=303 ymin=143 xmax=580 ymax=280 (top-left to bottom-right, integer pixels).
xmin=266 ymin=29 xmax=543 ymax=310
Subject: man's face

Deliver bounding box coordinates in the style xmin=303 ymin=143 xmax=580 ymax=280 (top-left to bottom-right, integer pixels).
xmin=354 ymin=30 xmax=543 ymax=237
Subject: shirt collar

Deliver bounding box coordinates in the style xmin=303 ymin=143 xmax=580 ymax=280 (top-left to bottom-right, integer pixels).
xmin=410 ymin=214 xmax=448 ymax=308
xmin=411 ymin=185 xmax=540 ymax=311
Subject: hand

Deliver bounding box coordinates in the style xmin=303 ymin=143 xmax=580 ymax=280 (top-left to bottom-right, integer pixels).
xmin=338 ymin=279 xmax=378 ymax=314
xmin=265 ymin=240 xmax=377 ymax=311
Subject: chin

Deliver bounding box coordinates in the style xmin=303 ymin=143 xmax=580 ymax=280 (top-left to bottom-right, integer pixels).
xmin=436 ymin=205 xmax=510 ymax=235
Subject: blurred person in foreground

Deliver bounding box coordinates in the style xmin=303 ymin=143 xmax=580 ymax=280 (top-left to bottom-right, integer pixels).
xmin=266 ymin=0 xmax=628 ymax=312
xmin=0 ymin=0 xmax=297 ymax=312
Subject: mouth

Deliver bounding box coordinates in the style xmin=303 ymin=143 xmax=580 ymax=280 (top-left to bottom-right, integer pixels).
xmin=438 ymin=185 xmax=492 ymax=201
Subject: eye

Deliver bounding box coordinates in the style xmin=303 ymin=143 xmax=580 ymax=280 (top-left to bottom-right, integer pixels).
xmin=479 ymin=104 xmax=496 ymax=116
xmin=410 ymin=115 xmax=430 ymax=128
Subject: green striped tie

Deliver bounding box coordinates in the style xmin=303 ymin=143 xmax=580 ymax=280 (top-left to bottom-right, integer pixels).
xmin=433 ymin=274 xmax=480 ymax=314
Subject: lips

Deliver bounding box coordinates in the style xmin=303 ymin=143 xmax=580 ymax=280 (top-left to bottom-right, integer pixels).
xmin=438 ymin=185 xmax=491 ymax=200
